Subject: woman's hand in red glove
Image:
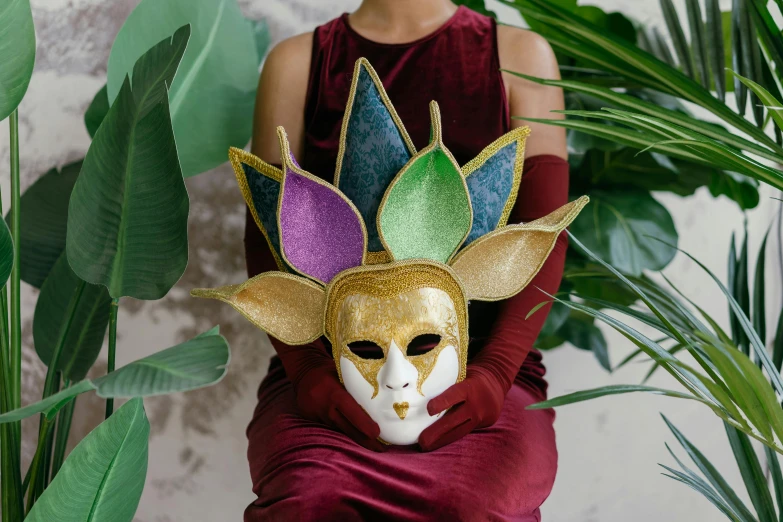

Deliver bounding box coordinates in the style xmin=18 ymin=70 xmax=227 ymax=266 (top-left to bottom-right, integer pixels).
xmin=418 ymin=366 xmax=506 ymax=451
xmin=294 ymin=361 xmax=386 ymax=452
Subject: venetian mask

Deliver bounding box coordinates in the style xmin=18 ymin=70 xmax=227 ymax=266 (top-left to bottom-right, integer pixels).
xmin=192 ymin=58 xmax=589 ymax=445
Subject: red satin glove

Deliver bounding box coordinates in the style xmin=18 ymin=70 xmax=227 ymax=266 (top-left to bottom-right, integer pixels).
xmin=419 ymin=365 xmax=506 ymax=451
xmin=267 ymin=336 xmax=385 ymax=452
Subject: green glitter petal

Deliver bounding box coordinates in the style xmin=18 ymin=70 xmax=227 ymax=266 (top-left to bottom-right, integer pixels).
xmin=378 ymin=142 xmax=472 ymax=264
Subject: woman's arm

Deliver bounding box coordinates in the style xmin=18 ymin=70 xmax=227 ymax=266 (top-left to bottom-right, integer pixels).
xmin=245 ymin=34 xmax=383 ymax=451
xmin=420 ymin=28 xmax=568 ymax=451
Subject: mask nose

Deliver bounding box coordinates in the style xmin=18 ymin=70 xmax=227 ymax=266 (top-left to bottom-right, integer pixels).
xmin=378 ymin=342 xmax=416 ymax=391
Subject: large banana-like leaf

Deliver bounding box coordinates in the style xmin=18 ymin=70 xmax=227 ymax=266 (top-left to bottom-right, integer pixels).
xmin=0 ymin=0 xmax=35 ymax=120
xmin=33 ymin=253 xmax=111 ymax=382
xmin=570 ymin=189 xmax=677 ymax=275
xmin=8 ymin=160 xmax=81 ymax=288
xmin=84 ymin=85 xmax=109 ymax=139
xmin=106 ymin=0 xmax=262 ymax=177
xmin=26 ymin=398 xmax=149 ymax=522
xmin=0 ymin=327 xmax=228 ymax=423
xmin=67 ymin=26 xmax=190 ymax=300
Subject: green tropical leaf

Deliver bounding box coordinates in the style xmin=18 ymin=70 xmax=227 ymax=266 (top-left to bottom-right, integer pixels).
xmin=26 ymin=398 xmax=149 ymax=522
xmin=33 ymin=253 xmax=111 ymax=382
xmin=508 ymin=0 xmax=781 ymax=152
xmin=8 ymin=160 xmax=81 ymax=288
xmin=0 ymin=219 xmax=13 ymax=288
xmin=732 ymin=71 xmax=783 ymax=132
xmin=735 ymin=230 xmax=750 ymax=354
xmin=764 ymin=446 xmax=783 ymax=522
xmin=651 ymin=237 xmax=783 ymax=396
xmin=67 ymin=26 xmax=190 ymax=300
xmin=506 ymin=71 xmax=783 ymax=162
xmin=0 ymin=0 xmax=35 ymax=120
xmin=570 ymin=189 xmax=677 ymax=275
xmin=724 ymin=424 xmax=777 ymax=522
xmin=662 ymin=415 xmax=755 ymax=521
xmin=92 ymin=332 xmax=230 ymax=397
xmin=559 ymin=312 xmax=610 ymax=370
xmin=107 ymin=0 xmax=261 ymax=177
xmin=731 ymin=0 xmax=747 ymax=115
xmin=84 ymin=85 xmax=109 ymax=139
xmin=660 ymin=0 xmax=695 ymax=78
xmin=747 ymin=0 xmax=783 ymax=83
xmin=528 ymin=384 xmax=705 ymax=410
xmin=773 ymin=309 xmax=783 ymax=372
xmin=738 ymin=0 xmax=765 ymax=127
xmin=706 ymin=0 xmax=726 ymax=101
xmin=0 ymin=327 xmax=228 ymax=423
xmin=752 ymin=228 xmax=769 ymax=343
xmin=685 ymin=0 xmax=710 ymax=88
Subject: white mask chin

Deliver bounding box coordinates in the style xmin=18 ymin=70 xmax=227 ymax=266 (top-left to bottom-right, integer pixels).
xmin=340 ymin=341 xmax=459 ymax=445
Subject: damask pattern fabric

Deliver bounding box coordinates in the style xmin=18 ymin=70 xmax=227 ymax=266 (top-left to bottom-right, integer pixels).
xmin=243 ymin=164 xmax=285 ymax=268
xmin=337 ymin=65 xmax=413 ymax=252
xmin=465 ymin=141 xmax=517 ymax=245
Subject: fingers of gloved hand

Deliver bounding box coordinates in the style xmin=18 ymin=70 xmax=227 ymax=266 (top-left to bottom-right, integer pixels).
xmin=331 ymin=388 xmax=381 ymax=439
xmin=426 ymin=381 xmax=468 ymax=416
xmin=328 ymin=408 xmax=386 ymax=452
xmin=418 ymin=407 xmax=473 ymax=452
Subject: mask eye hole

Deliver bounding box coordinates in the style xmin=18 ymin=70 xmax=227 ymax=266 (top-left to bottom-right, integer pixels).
xmin=406 ymin=334 xmax=441 ymax=356
xmin=347 ymin=340 xmax=384 ymax=360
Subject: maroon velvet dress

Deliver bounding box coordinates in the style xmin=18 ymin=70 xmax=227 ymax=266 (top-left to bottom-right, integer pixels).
xmin=244 ymin=7 xmax=564 ymax=521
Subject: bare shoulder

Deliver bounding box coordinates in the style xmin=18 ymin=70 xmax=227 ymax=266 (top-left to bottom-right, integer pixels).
xmin=260 ymin=32 xmax=314 ymax=95
xmin=253 ymin=32 xmax=314 ymax=161
xmin=496 ymin=25 xmax=566 ymax=158
xmin=496 ymin=25 xmax=558 ymax=79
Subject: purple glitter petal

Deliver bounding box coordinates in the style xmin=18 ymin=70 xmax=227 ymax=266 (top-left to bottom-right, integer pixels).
xmin=279 ymin=166 xmax=365 ymax=282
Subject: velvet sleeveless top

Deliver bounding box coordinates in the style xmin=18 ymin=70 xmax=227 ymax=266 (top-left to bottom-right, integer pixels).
xmin=301 ymin=6 xmax=508 ymax=179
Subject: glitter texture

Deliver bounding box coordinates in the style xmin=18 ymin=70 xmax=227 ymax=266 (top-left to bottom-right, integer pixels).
xmin=377 ymin=102 xmax=472 ymax=264
xmin=393 ymin=402 xmax=409 ymax=420
xmin=277 ymin=128 xmax=367 ymax=284
xmin=325 ymin=260 xmax=469 ymax=394
xmin=450 ymin=197 xmax=590 ymax=301
xmin=191 ymin=272 xmax=325 ymax=345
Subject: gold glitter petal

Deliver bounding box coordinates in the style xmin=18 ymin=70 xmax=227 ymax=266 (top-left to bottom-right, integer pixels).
xmin=191 ymin=272 xmax=325 ymax=345
xmin=450 ymin=196 xmax=589 ymax=301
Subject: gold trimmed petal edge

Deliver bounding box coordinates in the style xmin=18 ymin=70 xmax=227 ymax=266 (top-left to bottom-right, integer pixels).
xmin=228 ymin=146 xmax=288 ymax=272
xmin=333 ymin=57 xmax=417 ymax=187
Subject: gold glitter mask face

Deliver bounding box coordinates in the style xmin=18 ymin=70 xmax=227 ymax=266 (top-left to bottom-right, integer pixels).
xmin=325 ymin=261 xmax=468 ymax=445
xmin=335 ymin=287 xmax=460 ymax=396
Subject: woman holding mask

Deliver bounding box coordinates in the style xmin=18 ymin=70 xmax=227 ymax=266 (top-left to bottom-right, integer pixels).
xmin=244 ymin=1 xmax=568 ymax=519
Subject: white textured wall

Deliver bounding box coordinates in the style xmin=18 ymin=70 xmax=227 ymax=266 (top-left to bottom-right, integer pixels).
xmin=0 ymin=1 xmax=780 ymax=521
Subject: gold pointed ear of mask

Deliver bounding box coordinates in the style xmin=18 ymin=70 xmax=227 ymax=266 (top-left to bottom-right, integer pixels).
xmin=191 ymin=272 xmax=325 ymax=345
xmin=449 ymin=196 xmax=589 ymax=301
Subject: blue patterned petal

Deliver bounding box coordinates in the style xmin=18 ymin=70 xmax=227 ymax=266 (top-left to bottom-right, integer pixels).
xmin=336 ymin=59 xmax=415 ymax=252
xmin=463 ymin=127 xmax=529 ymax=246
xmin=229 ymin=148 xmax=288 ymax=272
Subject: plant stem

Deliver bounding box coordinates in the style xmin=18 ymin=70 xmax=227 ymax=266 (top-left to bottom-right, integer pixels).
xmin=50 ymin=392 xmax=76 ymax=480
xmin=3 ymin=109 xmax=24 ymax=522
xmin=105 ymin=297 xmax=119 ymax=418
xmin=9 ymin=110 xmax=21 ymax=412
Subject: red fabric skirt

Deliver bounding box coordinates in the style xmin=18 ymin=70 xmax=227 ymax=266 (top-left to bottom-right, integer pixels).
xmin=244 ymin=356 xmax=557 ymax=522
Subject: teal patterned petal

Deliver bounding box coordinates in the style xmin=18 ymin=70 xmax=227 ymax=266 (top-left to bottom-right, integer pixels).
xmin=229 ymin=148 xmax=289 ymax=272
xmin=465 ymin=141 xmax=517 ymax=244
xmin=336 ymin=59 xmax=414 ymax=252
xmin=243 ymin=164 xmax=283 ymax=259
